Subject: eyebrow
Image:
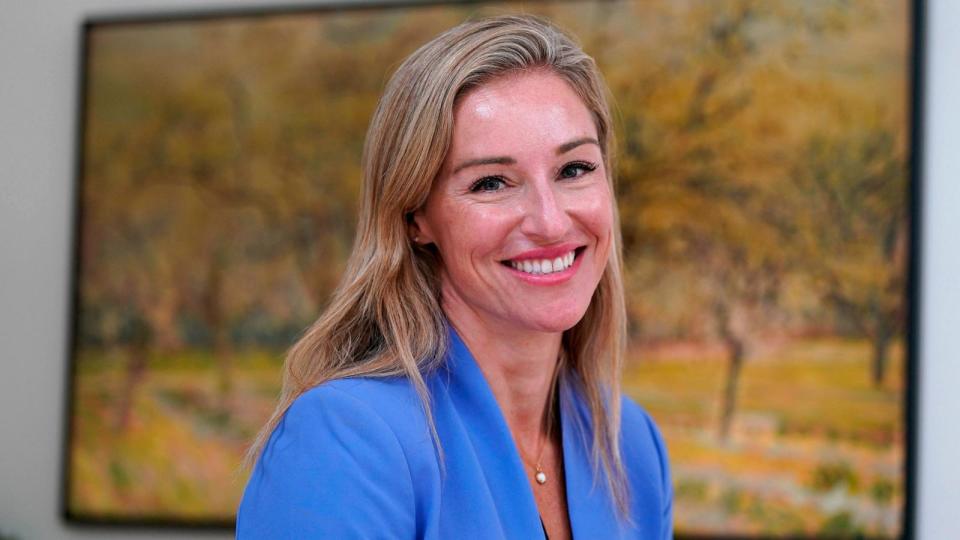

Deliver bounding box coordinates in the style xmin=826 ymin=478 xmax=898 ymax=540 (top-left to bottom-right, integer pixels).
xmin=556 ymin=137 xmax=601 ymax=155
xmin=451 ymin=137 xmax=601 ymax=175
xmin=451 ymin=156 xmax=516 ymax=175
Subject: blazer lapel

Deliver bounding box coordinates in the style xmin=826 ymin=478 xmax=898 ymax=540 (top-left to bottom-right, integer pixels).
xmin=560 ymin=376 xmax=623 ymax=539
xmin=443 ymin=328 xmax=547 ymax=538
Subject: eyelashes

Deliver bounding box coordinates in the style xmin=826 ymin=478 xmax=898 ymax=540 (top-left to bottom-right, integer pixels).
xmin=558 ymin=161 xmax=598 ymax=179
xmin=467 ymin=161 xmax=599 ymax=193
xmin=469 ymin=176 xmax=507 ymax=193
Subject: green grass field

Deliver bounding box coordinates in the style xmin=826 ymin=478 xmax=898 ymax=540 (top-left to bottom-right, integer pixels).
xmin=68 ymin=351 xmax=281 ymax=520
xmin=624 ymin=338 xmax=904 ymax=536
xmin=69 ymin=338 xmax=904 ymax=536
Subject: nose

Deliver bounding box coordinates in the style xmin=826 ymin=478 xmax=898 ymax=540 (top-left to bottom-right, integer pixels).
xmin=519 ymin=180 xmax=571 ymax=242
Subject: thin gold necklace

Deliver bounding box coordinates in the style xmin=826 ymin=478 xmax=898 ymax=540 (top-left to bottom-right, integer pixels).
xmin=519 ymin=355 xmax=563 ymax=486
xmin=519 ymin=392 xmax=558 ymax=486
xmin=518 ymin=427 xmax=550 ymax=485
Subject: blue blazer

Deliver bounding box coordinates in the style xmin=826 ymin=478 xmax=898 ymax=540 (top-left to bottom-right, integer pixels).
xmin=238 ymin=329 xmax=673 ymax=538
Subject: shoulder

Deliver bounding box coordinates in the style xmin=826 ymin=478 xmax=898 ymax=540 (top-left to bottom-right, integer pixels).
xmin=619 ymin=394 xmax=669 ymax=466
xmin=237 ymin=377 xmax=436 ymax=538
xmin=270 ymin=376 xmax=434 ymax=466
xmin=292 ymin=376 xmax=431 ymax=439
xmin=620 ymin=394 xmax=674 ymax=535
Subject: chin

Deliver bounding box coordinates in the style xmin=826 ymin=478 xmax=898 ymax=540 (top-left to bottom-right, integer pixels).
xmin=521 ymin=304 xmax=591 ymax=334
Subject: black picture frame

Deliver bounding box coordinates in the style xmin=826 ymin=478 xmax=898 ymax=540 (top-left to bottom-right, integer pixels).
xmin=62 ymin=1 xmax=924 ymax=536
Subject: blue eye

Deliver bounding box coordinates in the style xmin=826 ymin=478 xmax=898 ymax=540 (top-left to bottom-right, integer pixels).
xmin=559 ymin=161 xmax=597 ymax=179
xmin=470 ymin=176 xmax=506 ymax=192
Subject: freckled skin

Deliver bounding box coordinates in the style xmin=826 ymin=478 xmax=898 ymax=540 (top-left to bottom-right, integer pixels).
xmin=413 ymin=70 xmax=613 ymax=336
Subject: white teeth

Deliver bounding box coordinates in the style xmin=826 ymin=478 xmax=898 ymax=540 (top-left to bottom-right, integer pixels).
xmin=509 ymin=250 xmax=577 ymax=276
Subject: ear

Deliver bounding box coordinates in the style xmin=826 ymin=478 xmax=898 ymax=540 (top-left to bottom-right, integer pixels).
xmin=407 ymin=209 xmax=437 ymax=246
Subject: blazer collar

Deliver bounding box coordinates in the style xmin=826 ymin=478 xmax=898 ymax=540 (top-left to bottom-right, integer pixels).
xmin=443 ymin=327 xmax=544 ymax=536
xmin=558 ymin=374 xmax=623 ymax=538
xmin=443 ymin=327 xmax=622 ymax=539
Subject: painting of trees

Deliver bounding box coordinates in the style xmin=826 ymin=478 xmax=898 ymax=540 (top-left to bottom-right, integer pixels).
xmin=67 ymin=1 xmax=912 ymax=536
xmin=791 ymin=127 xmax=908 ymax=388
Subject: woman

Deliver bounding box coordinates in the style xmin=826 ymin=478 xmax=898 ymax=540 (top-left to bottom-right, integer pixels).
xmin=238 ymin=14 xmax=672 ymax=539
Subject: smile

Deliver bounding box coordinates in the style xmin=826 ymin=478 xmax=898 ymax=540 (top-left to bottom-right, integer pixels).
xmin=505 ymin=248 xmax=580 ymax=275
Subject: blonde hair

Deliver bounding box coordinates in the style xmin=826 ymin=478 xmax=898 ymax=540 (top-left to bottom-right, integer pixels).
xmin=248 ymin=14 xmax=629 ymax=514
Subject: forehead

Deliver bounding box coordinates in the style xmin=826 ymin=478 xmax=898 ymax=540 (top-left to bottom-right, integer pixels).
xmin=447 ymin=70 xmax=599 ymax=159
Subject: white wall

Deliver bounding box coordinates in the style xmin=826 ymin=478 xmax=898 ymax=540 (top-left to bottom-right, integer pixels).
xmin=0 ymin=1 xmax=955 ymax=538
xmin=916 ymin=0 xmax=960 ymax=538
xmin=0 ymin=3 xmax=303 ymax=538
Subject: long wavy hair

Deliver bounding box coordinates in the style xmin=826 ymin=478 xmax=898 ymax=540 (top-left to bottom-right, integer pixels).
xmin=247 ymin=14 xmax=629 ymax=514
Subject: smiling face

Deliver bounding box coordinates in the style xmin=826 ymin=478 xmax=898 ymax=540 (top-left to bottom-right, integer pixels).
xmin=412 ymin=69 xmax=614 ymax=336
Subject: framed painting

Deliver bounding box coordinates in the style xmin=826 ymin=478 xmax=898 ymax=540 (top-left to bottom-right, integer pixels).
xmin=64 ymin=0 xmax=920 ymax=536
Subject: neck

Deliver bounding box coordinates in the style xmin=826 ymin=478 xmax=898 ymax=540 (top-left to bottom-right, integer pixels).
xmin=442 ymin=285 xmax=562 ymax=452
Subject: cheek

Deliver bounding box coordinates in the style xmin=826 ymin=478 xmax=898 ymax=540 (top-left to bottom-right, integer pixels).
xmin=429 ymin=200 xmax=517 ymax=262
xmin=570 ymin=184 xmax=614 ymax=247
